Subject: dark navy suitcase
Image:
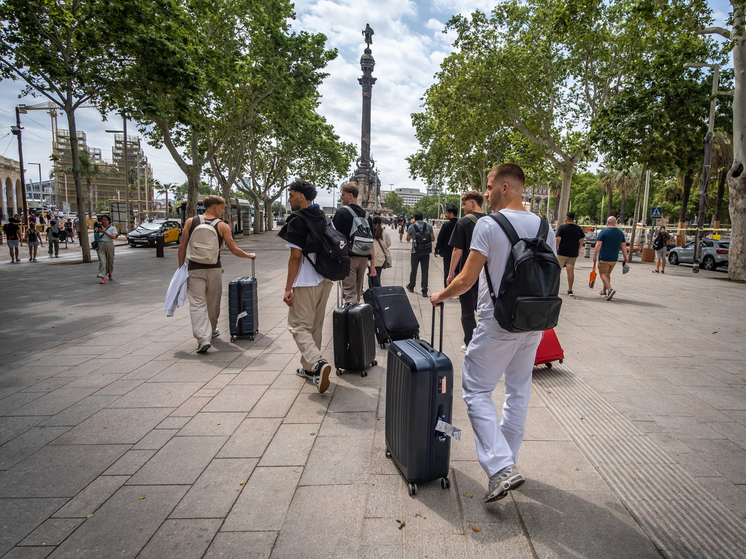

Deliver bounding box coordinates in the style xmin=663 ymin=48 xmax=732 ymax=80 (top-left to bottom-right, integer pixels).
xmin=363 ymin=286 xmax=419 ymax=347
xmin=229 ymin=259 xmax=258 ymax=342
xmin=333 ymin=302 xmax=377 ymax=377
xmin=385 ymin=303 xmax=453 ymax=496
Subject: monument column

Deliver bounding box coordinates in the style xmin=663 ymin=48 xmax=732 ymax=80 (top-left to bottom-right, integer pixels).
xmin=358 ymin=24 xmax=377 ymax=171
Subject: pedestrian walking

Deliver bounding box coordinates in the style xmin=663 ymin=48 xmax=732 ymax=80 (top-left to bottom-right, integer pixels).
xmin=3 ymin=218 xmax=21 ymax=263
xmin=25 ymin=225 xmax=41 ymax=262
xmin=368 ymin=216 xmax=391 ymax=288
xmin=430 ymin=163 xmax=556 ymax=503
xmin=652 ymin=225 xmax=670 ymax=274
xmin=46 ymin=220 xmax=61 ymax=258
xmin=278 ymin=180 xmax=334 ymax=393
xmin=398 ymin=218 xmax=405 ymax=242
xmin=406 ymin=211 xmax=435 ymax=297
xmin=593 ymin=216 xmax=628 ymax=300
xmin=447 ymin=190 xmax=486 ymax=352
xmin=555 ymin=212 xmax=585 ymax=295
xmin=96 ymin=216 xmax=117 ymax=282
xmin=178 ymin=195 xmax=256 ymax=353
xmin=64 ymin=220 xmax=74 ymax=244
xmin=434 ymin=206 xmax=458 ymax=288
xmin=332 ymin=182 xmax=375 ymax=303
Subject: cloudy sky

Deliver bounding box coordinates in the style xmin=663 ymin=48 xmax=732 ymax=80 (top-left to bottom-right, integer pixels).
xmin=0 ymin=0 xmax=732 ymax=208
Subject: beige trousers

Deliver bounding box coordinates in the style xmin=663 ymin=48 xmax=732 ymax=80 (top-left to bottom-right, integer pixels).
xmin=97 ymin=242 xmax=115 ymax=277
xmin=342 ymin=256 xmax=368 ymax=303
xmin=288 ymin=280 xmax=333 ymax=371
xmin=187 ymin=268 xmax=223 ymax=344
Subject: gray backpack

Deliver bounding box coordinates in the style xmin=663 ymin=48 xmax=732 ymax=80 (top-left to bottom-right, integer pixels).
xmin=344 ymin=205 xmax=373 ymax=256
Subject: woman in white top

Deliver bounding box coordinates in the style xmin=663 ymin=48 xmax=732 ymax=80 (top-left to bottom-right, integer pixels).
xmin=368 ymin=216 xmax=392 ymax=288
xmin=96 ymin=215 xmax=118 ymax=284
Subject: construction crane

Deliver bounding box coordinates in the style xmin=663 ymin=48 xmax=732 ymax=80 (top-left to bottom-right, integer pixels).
xmin=17 ymin=101 xmax=97 ymax=148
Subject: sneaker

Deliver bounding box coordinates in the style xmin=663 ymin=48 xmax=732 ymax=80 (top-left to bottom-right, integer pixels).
xmin=422 ymin=291 xmax=428 ymax=298
xmin=100 ymin=278 xmax=107 ymax=284
xmin=313 ymin=360 xmax=332 ymax=394
xmin=28 ymin=258 xmax=32 ymax=262
xmin=460 ymin=344 xmax=467 ymax=353
xmin=606 ymin=288 xmax=616 ymax=301
xmin=599 ymin=291 xmax=607 ymax=297
xmin=212 ymin=328 xmax=220 ymax=338
xmin=567 ymin=290 xmax=573 ymax=295
xmin=296 ymin=367 xmax=314 ymax=380
xmin=108 ymin=274 xmax=113 ymax=280
xmin=406 ymin=284 xmax=415 ymax=293
xmin=32 ymin=258 xmax=37 ymax=262
xmin=196 ymin=341 xmax=211 ymax=354
xmin=484 ymin=466 xmax=525 ymax=503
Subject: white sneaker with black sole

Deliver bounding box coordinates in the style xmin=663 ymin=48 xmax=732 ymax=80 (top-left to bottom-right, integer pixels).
xmin=484 ymin=466 xmax=525 ymax=503
xmin=196 ymin=342 xmax=211 ymax=354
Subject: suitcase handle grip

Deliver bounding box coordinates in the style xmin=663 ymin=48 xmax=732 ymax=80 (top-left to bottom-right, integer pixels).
xmin=431 ymin=302 xmax=444 ymax=353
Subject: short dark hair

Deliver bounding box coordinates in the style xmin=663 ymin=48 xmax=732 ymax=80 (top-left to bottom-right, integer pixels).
xmin=289 ymin=180 xmax=317 ymax=201
xmin=413 ymin=211 xmax=423 ymax=221
xmin=446 ymin=206 xmax=458 ymax=216
xmin=566 ymin=212 xmax=575 ymax=220
xmin=489 ymin=163 xmax=525 ymax=187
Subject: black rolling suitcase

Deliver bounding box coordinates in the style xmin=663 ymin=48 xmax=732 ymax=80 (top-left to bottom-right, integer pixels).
xmin=385 ymin=303 xmax=453 ymax=496
xmin=229 ymin=259 xmax=259 ymax=342
xmin=363 ymin=286 xmax=419 ymax=347
xmin=333 ymin=301 xmax=377 ymax=377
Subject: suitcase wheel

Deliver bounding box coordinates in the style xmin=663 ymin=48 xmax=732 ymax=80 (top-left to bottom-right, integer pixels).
xmin=360 ymin=370 xmax=367 ymax=377
xmin=408 ymin=483 xmax=417 ymax=496
xmin=441 ymin=477 xmax=450 ymax=490
xmin=559 ymin=359 xmax=563 ymax=364
xmin=372 ymin=360 xmax=377 ymax=366
xmin=249 ymin=335 xmax=254 ymax=341
xmin=380 ymin=343 xmax=386 ymax=349
xmin=546 ymin=363 xmax=552 ymax=369
xmin=385 ymin=448 xmax=391 ymax=459
xmin=336 ymin=369 xmax=343 ymax=376
xmin=230 ymin=336 xmax=236 ymax=343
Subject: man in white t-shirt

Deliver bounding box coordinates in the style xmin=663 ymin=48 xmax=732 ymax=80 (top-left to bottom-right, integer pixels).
xmin=277 ymin=180 xmax=334 ymax=394
xmin=431 ymin=163 xmax=556 ymax=503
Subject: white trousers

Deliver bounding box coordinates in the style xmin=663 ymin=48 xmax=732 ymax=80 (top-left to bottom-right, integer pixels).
xmin=462 ymin=318 xmax=541 ymax=477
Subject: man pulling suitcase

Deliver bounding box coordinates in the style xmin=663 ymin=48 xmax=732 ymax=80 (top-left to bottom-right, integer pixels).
xmin=430 ymin=163 xmax=558 ymax=503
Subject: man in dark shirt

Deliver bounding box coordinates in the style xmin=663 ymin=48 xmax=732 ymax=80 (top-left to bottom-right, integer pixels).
xmin=434 ymin=206 xmax=458 ymax=287
xmin=555 ymin=212 xmax=585 ymax=295
xmin=447 ymin=190 xmax=485 ymax=351
xmin=332 ymin=182 xmax=375 ymax=303
xmin=3 ymin=218 xmax=21 ymax=263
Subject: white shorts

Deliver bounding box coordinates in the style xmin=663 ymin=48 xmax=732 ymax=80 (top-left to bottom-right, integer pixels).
xmin=655 ymin=247 xmax=667 ymax=259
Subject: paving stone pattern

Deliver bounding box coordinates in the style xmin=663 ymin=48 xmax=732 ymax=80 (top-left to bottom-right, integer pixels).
xmin=0 ymin=226 xmax=744 ymax=558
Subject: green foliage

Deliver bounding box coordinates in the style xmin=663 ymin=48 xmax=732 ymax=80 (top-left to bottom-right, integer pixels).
xmin=384 ymin=191 xmax=405 ymax=215
xmin=413 ymin=195 xmax=461 ymax=220
xmin=568 ymin=172 xmax=604 ymax=224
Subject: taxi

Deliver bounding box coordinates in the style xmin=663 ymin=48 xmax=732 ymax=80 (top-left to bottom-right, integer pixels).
xmin=127 ymin=220 xmax=182 ymax=247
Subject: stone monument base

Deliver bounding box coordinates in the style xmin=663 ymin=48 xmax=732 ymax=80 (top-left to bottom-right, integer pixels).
xmin=349 ymin=166 xmax=390 ymax=216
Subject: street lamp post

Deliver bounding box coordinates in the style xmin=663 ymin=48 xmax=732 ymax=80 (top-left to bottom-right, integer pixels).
xmin=684 ymin=62 xmax=724 ymax=272
xmin=11 ymin=107 xmax=28 ymax=225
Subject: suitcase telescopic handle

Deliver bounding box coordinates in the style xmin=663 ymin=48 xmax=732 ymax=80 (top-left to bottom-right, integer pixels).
xmin=251 ymin=257 xmax=255 ymax=279
xmin=431 ymin=302 xmax=444 ymax=353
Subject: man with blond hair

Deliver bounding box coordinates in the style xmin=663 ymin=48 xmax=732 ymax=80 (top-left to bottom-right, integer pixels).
xmin=333 ymin=182 xmax=375 ymax=303
xmin=593 ymin=215 xmax=628 ymax=301
xmin=431 ymin=164 xmax=556 ymax=503
xmin=447 ymin=190 xmax=486 ymax=351
xmin=179 ymin=195 xmax=256 ymax=353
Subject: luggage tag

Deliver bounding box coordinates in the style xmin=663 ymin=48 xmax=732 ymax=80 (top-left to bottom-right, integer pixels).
xmin=435 ymin=419 xmax=462 ymax=442
xmin=236 ymin=311 xmax=247 ymax=327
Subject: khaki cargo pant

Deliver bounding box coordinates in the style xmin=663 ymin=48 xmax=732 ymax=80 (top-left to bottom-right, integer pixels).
xmin=187 ymin=268 xmax=223 ymax=345
xmin=288 ymin=280 xmax=333 ymax=371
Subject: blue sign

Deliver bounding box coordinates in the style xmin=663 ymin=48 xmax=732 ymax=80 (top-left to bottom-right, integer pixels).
xmin=650 ymin=207 xmax=663 ymax=219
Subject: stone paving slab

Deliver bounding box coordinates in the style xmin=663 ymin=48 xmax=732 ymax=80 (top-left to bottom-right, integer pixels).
xmin=0 ymin=227 xmax=744 ymax=558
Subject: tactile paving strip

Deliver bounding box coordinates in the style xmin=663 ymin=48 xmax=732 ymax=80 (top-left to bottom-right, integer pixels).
xmin=533 ymin=364 xmax=746 ymax=559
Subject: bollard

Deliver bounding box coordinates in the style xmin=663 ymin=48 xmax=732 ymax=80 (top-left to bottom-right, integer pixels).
xmin=584 ymin=245 xmax=591 ymax=258
xmin=155 ymin=233 xmax=165 ymax=258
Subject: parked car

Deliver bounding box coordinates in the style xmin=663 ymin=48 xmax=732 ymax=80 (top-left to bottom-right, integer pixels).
xmin=128 ymin=220 xmax=182 ymax=247
xmin=668 ymin=239 xmax=729 ymax=269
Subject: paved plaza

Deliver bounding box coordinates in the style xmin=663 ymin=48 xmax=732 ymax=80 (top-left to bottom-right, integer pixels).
xmin=0 ymin=227 xmax=745 ymax=559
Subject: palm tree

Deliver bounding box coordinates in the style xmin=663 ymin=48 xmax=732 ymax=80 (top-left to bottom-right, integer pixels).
xmin=597 ymin=170 xmax=615 ymax=220
xmin=612 ymin=169 xmax=640 ymax=225
xmin=711 ymin=131 xmax=733 ymax=229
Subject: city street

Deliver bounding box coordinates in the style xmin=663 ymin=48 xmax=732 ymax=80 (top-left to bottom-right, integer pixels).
xmin=0 ymin=227 xmax=745 ymax=559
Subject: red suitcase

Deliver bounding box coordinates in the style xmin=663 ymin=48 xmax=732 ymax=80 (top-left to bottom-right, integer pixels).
xmin=534 ymin=329 xmax=564 ymax=369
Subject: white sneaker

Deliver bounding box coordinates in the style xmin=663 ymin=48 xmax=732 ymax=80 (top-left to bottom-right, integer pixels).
xmin=460 ymin=344 xmax=467 ymax=353
xmin=484 ymin=466 xmax=525 ymax=503
xmin=212 ymin=328 xmax=220 ymax=338
xmin=196 ymin=342 xmax=211 ymax=354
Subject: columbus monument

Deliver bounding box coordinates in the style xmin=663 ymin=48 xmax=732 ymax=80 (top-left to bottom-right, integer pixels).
xmin=349 ymin=24 xmax=388 ymax=215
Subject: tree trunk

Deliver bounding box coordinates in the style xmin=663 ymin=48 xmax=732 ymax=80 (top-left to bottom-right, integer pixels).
xmin=728 ymin=4 xmax=746 ymax=281
xmin=620 ymin=194 xmax=627 ymax=225
xmin=555 ymin=161 xmax=574 ymax=231
xmin=677 ymin=171 xmax=693 ymax=246
xmin=251 ymin=192 xmax=262 ymax=234
xmin=714 ymin=167 xmax=727 ymax=228
xmin=185 ymin=132 xmax=201 ymax=219
xmin=86 ymin=178 xmax=93 ymax=218
xmin=607 ymin=188 xmax=613 ymax=220
xmin=265 ymin=199 xmax=273 ymax=232
xmin=627 ymin=161 xmax=648 ymax=263
xmin=66 ymin=105 xmax=91 ymax=263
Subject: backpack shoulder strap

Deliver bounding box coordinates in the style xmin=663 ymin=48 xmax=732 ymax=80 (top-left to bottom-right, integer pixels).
xmin=489 ymin=212 xmax=520 ymax=246
xmin=343 ymin=205 xmax=358 ymax=220
xmin=537 ymin=218 xmax=549 ymax=241
xmin=466 ymin=213 xmax=478 ymax=224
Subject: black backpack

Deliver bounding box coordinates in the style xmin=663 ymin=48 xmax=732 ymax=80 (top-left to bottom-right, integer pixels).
xmin=483 ymin=213 xmax=562 ymax=332
xmin=303 ymin=216 xmax=351 ymax=281
xmin=412 ymin=222 xmax=432 ymax=255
